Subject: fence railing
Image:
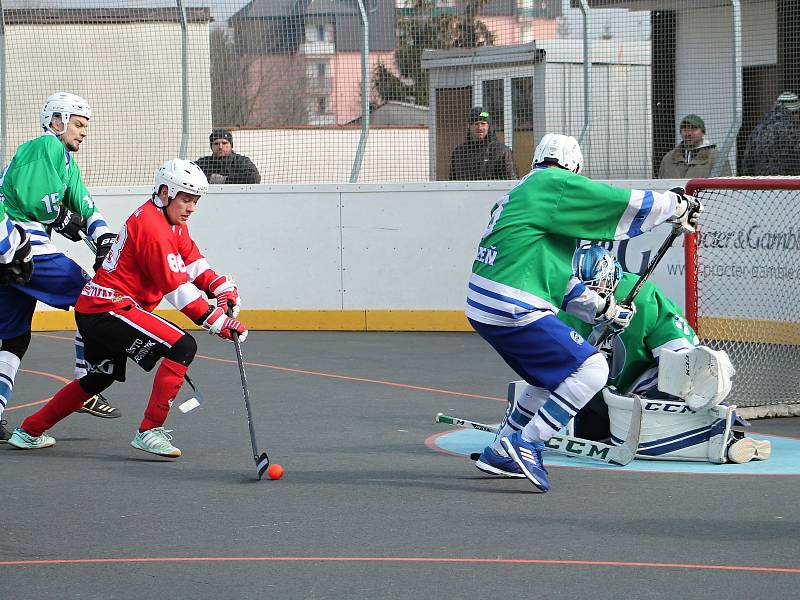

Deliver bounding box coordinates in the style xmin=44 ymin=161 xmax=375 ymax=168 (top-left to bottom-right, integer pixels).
xmin=0 ymin=0 xmax=797 ymax=185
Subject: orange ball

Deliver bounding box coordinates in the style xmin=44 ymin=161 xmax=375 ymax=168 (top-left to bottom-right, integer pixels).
xmin=267 ymin=463 xmax=284 ymax=480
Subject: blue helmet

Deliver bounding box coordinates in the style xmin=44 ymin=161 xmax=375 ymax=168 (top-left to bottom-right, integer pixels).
xmin=572 ymin=243 xmax=622 ymax=296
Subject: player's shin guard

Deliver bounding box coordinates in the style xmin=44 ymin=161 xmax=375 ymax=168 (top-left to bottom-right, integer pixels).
xmin=21 ymin=379 xmax=92 ymax=437
xmin=74 ymin=332 xmax=88 ymax=379
xmin=521 ymin=353 xmax=608 ymax=443
xmin=139 ymin=358 xmax=188 ymax=431
xmin=0 ymin=350 xmax=21 ymax=420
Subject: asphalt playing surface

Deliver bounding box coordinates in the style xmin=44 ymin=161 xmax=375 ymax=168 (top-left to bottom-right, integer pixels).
xmin=2 ymin=331 xmax=799 ymax=599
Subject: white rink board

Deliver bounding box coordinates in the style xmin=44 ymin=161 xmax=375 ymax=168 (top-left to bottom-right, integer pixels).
xmin=44 ymin=181 xmax=689 ymax=313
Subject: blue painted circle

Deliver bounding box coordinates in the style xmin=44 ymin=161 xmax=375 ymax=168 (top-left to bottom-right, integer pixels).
xmin=435 ymin=428 xmax=800 ymax=475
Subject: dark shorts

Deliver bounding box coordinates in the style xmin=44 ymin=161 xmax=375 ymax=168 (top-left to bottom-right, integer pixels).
xmin=75 ymin=304 xmax=188 ymax=382
xmin=469 ymin=314 xmax=599 ymax=391
xmin=0 ymin=253 xmax=90 ymax=339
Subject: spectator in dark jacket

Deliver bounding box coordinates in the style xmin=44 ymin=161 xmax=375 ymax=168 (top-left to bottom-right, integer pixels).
xmin=196 ymin=129 xmax=261 ymax=184
xmin=449 ymin=107 xmax=517 ymax=181
xmin=742 ymin=92 xmax=800 ymax=176
xmin=658 ymin=114 xmax=731 ymax=178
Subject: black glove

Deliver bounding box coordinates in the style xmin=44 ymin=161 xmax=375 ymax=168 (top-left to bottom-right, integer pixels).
xmin=93 ymin=232 xmax=117 ymax=272
xmin=0 ymin=224 xmax=34 ymax=285
xmin=51 ymin=204 xmax=86 ymax=242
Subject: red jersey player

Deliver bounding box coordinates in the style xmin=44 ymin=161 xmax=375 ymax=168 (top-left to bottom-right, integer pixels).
xmin=8 ymin=159 xmax=248 ymax=458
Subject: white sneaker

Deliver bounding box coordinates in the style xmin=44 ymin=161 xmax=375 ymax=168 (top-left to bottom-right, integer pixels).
xmin=727 ymin=437 xmax=772 ymax=464
xmin=7 ymin=427 xmax=56 ymax=449
xmin=131 ymin=427 xmax=181 ymax=458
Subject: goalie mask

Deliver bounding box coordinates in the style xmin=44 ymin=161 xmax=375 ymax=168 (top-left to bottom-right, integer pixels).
xmin=152 ymin=159 xmax=209 ymax=207
xmin=532 ymin=133 xmax=583 ymax=174
xmin=40 ymin=92 xmax=91 ymax=135
xmin=572 ymin=243 xmax=622 ymax=297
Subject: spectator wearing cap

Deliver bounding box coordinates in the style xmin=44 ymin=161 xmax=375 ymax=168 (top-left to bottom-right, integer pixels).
xmin=196 ymin=128 xmax=261 ymax=184
xmin=449 ymin=107 xmax=517 ymax=181
xmin=658 ymin=114 xmax=731 ymax=179
xmin=742 ymin=92 xmax=800 ymax=176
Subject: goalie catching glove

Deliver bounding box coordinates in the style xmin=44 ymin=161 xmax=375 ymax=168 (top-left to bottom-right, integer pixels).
xmin=595 ymin=294 xmax=636 ymax=330
xmin=199 ymin=306 xmax=248 ymax=343
xmin=51 ymin=204 xmax=87 ymax=242
xmin=209 ymin=274 xmax=241 ymax=317
xmin=0 ymin=224 xmax=34 ymax=285
xmin=669 ymin=187 xmax=703 ymax=234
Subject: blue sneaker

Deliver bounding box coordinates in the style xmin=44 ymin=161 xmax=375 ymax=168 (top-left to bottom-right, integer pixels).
xmin=475 ymin=444 xmax=525 ymax=478
xmin=501 ymin=431 xmax=550 ymax=492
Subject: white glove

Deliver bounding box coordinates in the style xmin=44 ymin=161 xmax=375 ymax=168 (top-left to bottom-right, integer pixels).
xmin=670 ymin=191 xmax=703 ymax=234
xmin=209 ymin=173 xmax=227 ymax=184
xmin=595 ymin=294 xmax=636 ymax=330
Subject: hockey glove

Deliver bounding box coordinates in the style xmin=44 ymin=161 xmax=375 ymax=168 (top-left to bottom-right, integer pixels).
xmin=0 ymin=225 xmax=34 ymax=285
xmin=669 ymin=188 xmax=703 ymax=234
xmin=595 ymin=294 xmax=636 ymax=330
xmin=209 ymin=274 xmax=241 ymax=317
xmin=200 ymin=306 xmax=248 ymax=343
xmin=51 ymin=205 xmax=87 ymax=242
xmin=93 ymin=232 xmax=117 ymax=272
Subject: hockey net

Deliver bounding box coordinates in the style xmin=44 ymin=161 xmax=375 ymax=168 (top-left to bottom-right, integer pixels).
xmin=685 ymin=177 xmax=800 ymax=418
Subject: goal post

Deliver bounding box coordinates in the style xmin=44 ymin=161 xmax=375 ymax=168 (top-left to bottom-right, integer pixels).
xmin=684 ymin=177 xmax=800 ymax=419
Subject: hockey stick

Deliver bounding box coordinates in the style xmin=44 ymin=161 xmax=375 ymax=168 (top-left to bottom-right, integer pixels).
xmin=594 ymin=225 xmax=683 ymax=348
xmin=228 ymin=307 xmax=270 ymax=480
xmin=436 ymin=401 xmax=642 ymax=466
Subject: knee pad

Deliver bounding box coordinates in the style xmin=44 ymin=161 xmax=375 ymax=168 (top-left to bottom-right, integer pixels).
xmin=164 ymin=333 xmax=197 ymax=367
xmin=1 ymin=331 xmax=32 ymax=359
xmin=79 ymin=372 xmax=115 ymax=396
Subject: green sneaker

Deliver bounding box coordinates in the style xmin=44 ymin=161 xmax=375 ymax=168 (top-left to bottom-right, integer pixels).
xmin=7 ymin=427 xmax=56 ymax=449
xmin=131 ymin=427 xmax=181 ymax=458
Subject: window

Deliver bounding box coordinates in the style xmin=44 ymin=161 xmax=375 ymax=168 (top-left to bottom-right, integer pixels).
xmin=482 ymin=79 xmax=504 ymax=132
xmin=317 ymin=97 xmax=328 ymax=114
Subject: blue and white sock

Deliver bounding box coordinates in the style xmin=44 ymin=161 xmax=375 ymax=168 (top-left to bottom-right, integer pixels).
xmin=0 ymin=350 xmax=21 ymax=421
xmin=74 ymin=333 xmax=88 ymax=379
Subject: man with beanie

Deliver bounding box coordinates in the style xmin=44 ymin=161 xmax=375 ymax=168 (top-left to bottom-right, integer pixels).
xmin=196 ymin=128 xmax=261 ymax=184
xmin=449 ymin=108 xmax=517 ymax=181
xmin=658 ymin=114 xmax=731 ymax=178
xmin=742 ymin=91 xmax=800 ymax=176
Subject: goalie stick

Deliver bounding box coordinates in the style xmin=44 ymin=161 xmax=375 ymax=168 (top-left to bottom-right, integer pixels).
xmin=594 ymin=225 xmax=683 ymax=348
xmin=435 ymin=394 xmax=643 ymax=466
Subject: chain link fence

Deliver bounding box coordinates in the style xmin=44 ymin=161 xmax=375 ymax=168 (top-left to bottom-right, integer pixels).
xmin=1 ymin=0 xmax=798 ymax=185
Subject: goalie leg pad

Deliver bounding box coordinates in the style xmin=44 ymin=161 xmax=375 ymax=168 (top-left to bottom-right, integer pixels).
xmin=605 ymin=389 xmax=734 ymax=463
xmin=657 ymin=346 xmax=735 ymax=411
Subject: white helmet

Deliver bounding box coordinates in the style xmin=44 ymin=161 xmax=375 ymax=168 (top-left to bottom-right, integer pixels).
xmin=40 ymin=92 xmax=91 ymax=134
xmin=152 ymin=159 xmax=209 ymax=207
xmin=532 ymin=133 xmax=583 ymax=174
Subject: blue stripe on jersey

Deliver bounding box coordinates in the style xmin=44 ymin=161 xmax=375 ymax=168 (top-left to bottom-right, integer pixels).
xmin=0 ymin=216 xmax=14 ymax=256
xmin=87 ymin=218 xmax=108 ymax=237
xmin=468 ymin=282 xmax=537 ymax=311
xmin=628 ymin=191 xmax=654 ymax=237
xmin=560 ymin=281 xmax=586 ymax=310
xmin=466 ymin=297 xmax=521 ymax=319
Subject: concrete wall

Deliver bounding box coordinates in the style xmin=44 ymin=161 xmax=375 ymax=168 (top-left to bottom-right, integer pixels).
xmin=35 ymin=180 xmax=688 ymax=331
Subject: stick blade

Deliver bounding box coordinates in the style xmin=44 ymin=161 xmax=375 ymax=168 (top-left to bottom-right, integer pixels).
xmin=255 ymin=453 xmax=270 ymax=480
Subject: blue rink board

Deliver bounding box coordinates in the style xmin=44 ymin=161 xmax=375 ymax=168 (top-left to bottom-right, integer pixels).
xmin=435 ymin=428 xmax=800 ymax=475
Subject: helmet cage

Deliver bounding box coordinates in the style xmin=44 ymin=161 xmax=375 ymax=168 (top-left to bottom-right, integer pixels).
xmin=572 ymin=243 xmax=622 ymax=296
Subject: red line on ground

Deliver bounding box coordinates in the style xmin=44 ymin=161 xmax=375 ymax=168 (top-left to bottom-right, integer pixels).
xmin=31 ymin=333 xmax=504 ymax=402
xmin=0 ymin=555 xmax=797 ymax=573
xmin=195 ymin=353 xmax=504 ymax=401
xmin=4 ymin=369 xmax=69 ymax=412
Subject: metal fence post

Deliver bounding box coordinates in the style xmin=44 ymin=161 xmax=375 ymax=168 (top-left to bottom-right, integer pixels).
xmin=177 ymin=0 xmax=189 ymax=160
xmin=350 ymin=0 xmax=370 ymax=183
xmin=577 ymin=0 xmax=592 ymax=164
xmin=0 ymin=1 xmax=6 ymax=163
xmin=712 ymin=0 xmax=742 ymax=176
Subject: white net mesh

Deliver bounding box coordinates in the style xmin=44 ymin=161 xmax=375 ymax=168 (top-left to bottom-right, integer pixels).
xmin=1 ymin=1 xmax=799 ymax=184
xmin=686 ymin=177 xmax=800 ymax=418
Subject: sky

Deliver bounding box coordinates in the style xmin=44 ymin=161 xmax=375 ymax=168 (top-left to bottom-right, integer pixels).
xmin=9 ymin=0 xmax=651 ymax=39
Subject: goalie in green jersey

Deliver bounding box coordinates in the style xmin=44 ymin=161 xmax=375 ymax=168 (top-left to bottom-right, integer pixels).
xmin=498 ymin=244 xmax=771 ymax=464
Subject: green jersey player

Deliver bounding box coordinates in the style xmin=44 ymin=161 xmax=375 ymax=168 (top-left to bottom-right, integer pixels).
xmin=468 ymin=133 xmax=702 ymax=491
xmin=0 ymin=92 xmax=120 ymax=443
